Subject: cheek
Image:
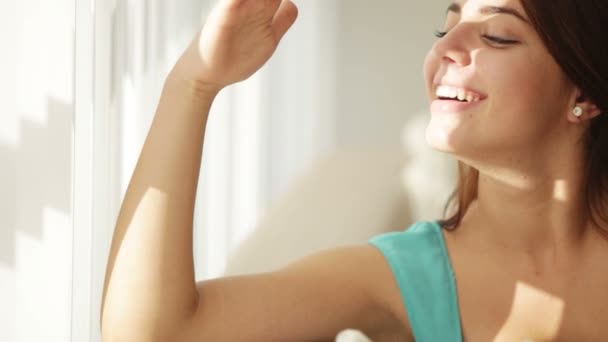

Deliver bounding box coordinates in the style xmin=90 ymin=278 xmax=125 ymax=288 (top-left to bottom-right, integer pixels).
xmin=492 ymin=54 xmax=566 ymax=111
xmin=491 ymin=65 xmax=538 ymax=113
xmin=477 ymin=52 xmax=568 ymax=144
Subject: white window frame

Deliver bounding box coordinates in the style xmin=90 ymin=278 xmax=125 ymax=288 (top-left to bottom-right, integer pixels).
xmin=73 ymin=0 xmax=118 ymax=341
xmin=72 ymin=0 xmax=95 ymax=339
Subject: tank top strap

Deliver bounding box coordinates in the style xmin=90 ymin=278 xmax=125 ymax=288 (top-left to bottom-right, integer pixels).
xmin=369 ymin=221 xmax=463 ymax=341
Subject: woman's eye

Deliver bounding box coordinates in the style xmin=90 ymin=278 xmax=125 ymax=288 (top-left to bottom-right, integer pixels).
xmin=482 ymin=35 xmax=519 ymax=45
xmin=433 ymin=30 xmax=519 ymax=46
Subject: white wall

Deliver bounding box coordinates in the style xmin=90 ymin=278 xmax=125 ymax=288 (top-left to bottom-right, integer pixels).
xmin=335 ymin=0 xmax=445 ymax=148
xmin=0 ymin=0 xmax=75 ymax=341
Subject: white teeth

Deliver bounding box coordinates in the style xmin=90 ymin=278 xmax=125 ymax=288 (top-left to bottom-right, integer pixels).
xmin=435 ymin=85 xmax=483 ymax=102
xmin=449 ymin=88 xmax=458 ymax=98
xmin=457 ymin=90 xmax=466 ymax=101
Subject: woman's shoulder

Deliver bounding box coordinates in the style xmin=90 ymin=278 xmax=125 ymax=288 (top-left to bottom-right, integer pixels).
xmin=367 ymin=220 xmax=463 ymax=341
xmin=368 ymin=219 xmax=452 ymax=275
xmin=369 ymin=220 xmax=445 ymax=251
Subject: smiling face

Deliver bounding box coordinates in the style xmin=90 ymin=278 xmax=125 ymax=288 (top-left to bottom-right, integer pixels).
xmin=423 ymin=0 xmax=577 ymax=165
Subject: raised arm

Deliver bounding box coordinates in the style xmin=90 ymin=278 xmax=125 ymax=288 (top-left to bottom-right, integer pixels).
xmin=100 ymin=1 xmax=411 ymax=341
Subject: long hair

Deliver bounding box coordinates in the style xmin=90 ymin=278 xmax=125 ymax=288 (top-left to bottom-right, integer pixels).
xmin=440 ymin=0 xmax=608 ymax=231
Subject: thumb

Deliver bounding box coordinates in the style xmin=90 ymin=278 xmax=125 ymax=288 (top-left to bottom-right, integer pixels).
xmin=272 ymin=0 xmax=298 ymax=42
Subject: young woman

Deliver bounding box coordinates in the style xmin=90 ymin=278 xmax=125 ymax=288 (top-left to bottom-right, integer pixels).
xmin=101 ymin=0 xmax=608 ymax=341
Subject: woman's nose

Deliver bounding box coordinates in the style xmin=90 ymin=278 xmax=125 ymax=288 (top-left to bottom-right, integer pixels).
xmin=441 ymin=49 xmax=471 ymax=66
xmin=432 ymin=26 xmax=473 ymax=66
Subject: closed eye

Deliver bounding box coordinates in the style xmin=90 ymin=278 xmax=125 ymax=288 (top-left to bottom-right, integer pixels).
xmin=482 ymin=34 xmax=519 ymax=45
xmin=434 ymin=30 xmax=519 ymax=46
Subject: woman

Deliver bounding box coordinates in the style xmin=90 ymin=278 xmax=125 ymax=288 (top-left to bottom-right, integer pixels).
xmin=101 ymin=0 xmax=608 ymax=341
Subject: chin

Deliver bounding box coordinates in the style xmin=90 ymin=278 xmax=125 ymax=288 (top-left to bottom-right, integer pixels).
xmin=425 ymin=120 xmax=460 ymax=154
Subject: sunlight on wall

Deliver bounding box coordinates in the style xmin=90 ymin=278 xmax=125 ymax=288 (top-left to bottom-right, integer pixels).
xmin=0 ymin=0 xmax=75 ymax=341
xmin=17 ymin=1 xmax=74 ymax=123
xmin=119 ymin=76 xmax=143 ymax=195
xmin=0 ymin=266 xmax=16 ymax=342
xmin=0 ymin=1 xmax=20 ymax=146
xmin=15 ymin=209 xmax=71 ymax=341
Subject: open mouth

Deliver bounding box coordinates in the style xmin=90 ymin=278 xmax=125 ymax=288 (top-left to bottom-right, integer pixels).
xmin=438 ymin=96 xmax=473 ymax=102
xmin=435 ymin=85 xmax=487 ymax=103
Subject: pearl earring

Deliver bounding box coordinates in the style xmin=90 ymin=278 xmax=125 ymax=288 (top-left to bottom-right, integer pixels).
xmin=573 ymin=106 xmax=584 ymax=118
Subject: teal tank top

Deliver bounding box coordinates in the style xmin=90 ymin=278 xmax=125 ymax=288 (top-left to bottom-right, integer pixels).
xmin=369 ymin=221 xmax=463 ymax=341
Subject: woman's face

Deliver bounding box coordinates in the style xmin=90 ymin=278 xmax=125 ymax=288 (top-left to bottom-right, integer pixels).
xmin=423 ymin=0 xmax=576 ymax=165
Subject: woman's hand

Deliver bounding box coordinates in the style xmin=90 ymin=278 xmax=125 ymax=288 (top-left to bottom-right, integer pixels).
xmin=171 ymin=0 xmax=298 ymax=91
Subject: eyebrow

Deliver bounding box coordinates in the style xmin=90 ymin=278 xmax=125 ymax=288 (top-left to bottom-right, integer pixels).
xmin=446 ymin=3 xmax=529 ymax=24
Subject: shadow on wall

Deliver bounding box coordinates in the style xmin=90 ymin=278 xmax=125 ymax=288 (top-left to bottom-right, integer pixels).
xmin=224 ymin=109 xmax=457 ymax=276
xmin=0 ymin=98 xmax=73 ymax=267
xmin=224 ymin=144 xmax=414 ymax=275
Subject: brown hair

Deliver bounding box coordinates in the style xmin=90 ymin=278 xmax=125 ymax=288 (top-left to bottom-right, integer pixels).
xmin=440 ymin=0 xmax=608 ymax=231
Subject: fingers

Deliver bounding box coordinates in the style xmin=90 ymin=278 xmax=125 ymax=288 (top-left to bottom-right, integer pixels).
xmin=218 ymin=0 xmax=282 ymax=17
xmin=213 ymin=0 xmax=297 ymax=43
xmin=272 ymin=0 xmax=298 ymax=42
xmin=265 ymin=0 xmax=283 ymax=13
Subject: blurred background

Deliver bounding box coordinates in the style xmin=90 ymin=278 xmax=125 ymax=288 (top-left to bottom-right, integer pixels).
xmin=0 ymin=0 xmax=455 ymax=341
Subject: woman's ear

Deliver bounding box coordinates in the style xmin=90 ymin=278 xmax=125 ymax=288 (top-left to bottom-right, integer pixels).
xmin=586 ymin=103 xmax=602 ymax=118
xmin=570 ymin=93 xmax=603 ymax=122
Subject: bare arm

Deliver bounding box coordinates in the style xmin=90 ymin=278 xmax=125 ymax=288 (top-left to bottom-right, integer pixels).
xmin=100 ymin=1 xmax=411 ymax=341
xmin=181 ymin=246 xmax=408 ymax=342
xmin=100 ymin=76 xmax=216 ymax=341
xmin=101 ymin=0 xmax=298 ymax=339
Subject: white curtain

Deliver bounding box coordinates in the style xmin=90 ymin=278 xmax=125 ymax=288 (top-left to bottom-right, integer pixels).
xmin=104 ymin=0 xmax=338 ymax=281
